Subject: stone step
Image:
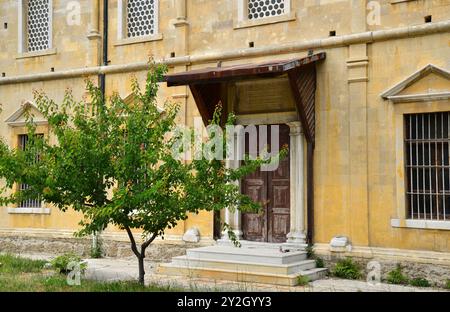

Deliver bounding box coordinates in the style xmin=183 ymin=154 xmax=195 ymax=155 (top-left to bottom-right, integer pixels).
xmin=217 ymin=240 xmax=307 ymax=251
xmin=186 ymin=246 xmax=307 ymax=265
xmin=171 ymin=256 xmax=317 ymax=275
xmin=158 ymin=264 xmax=328 ymax=287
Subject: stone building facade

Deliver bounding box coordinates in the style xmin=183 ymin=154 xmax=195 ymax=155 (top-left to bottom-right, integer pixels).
xmin=0 ymin=0 xmax=449 ymax=274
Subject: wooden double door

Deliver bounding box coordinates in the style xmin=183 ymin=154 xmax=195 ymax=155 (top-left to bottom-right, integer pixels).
xmin=242 ymin=124 xmax=291 ymax=243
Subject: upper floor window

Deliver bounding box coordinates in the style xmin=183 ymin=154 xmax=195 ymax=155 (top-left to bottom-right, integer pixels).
xmin=27 ymin=0 xmax=50 ymax=52
xmin=18 ymin=0 xmax=53 ymax=54
xmin=127 ymin=0 xmax=157 ymax=38
xmin=405 ymin=112 xmax=450 ymax=221
xmin=118 ymin=0 xmax=159 ymax=41
xmin=247 ymin=0 xmax=288 ymax=20
xmin=235 ymin=0 xmax=294 ymax=29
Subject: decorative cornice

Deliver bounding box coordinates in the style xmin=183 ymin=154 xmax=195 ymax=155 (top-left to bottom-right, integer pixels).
xmin=387 ymin=92 xmax=450 ymax=103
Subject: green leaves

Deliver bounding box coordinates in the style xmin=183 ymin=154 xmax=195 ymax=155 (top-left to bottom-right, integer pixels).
xmin=331 ymin=258 xmax=363 ymax=280
xmin=0 ymin=62 xmax=284 ymax=249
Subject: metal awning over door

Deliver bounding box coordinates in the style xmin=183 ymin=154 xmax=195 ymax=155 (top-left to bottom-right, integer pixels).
xmin=163 ymin=52 xmax=326 ymax=144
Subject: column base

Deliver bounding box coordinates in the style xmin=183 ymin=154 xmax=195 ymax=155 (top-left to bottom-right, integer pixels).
xmin=217 ymin=230 xmax=243 ymax=245
xmin=285 ymin=231 xmax=307 ymax=248
xmin=87 ymin=31 xmax=101 ymax=40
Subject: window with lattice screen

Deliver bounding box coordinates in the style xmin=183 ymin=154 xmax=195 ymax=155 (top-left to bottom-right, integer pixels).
xmin=25 ymin=0 xmax=51 ymax=52
xmin=126 ymin=0 xmax=158 ymax=38
xmin=247 ymin=0 xmax=288 ymax=20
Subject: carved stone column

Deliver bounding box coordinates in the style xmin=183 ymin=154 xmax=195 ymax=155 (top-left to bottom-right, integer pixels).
xmin=87 ymin=0 xmax=101 ymax=67
xmin=176 ymin=0 xmax=186 ymax=20
xmin=286 ymin=122 xmax=307 ymax=245
xmin=88 ymin=0 xmax=100 ymax=37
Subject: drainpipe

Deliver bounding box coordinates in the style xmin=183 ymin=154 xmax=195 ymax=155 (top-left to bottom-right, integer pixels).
xmin=99 ymin=0 xmax=109 ymax=97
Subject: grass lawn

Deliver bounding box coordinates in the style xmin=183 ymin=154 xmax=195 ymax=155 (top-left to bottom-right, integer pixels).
xmin=0 ymin=254 xmax=180 ymax=292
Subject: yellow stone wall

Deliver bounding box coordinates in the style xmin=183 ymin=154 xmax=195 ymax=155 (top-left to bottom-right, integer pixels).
xmin=0 ymin=0 xmax=449 ymax=252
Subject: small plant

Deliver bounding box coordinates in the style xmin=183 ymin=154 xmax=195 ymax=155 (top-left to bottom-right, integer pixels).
xmin=223 ymin=223 xmax=241 ymax=248
xmin=445 ymin=279 xmax=450 ymax=290
xmin=90 ymin=245 xmax=103 ymax=259
xmin=306 ymin=245 xmax=315 ymax=259
xmin=315 ymin=257 xmax=325 ymax=269
xmin=409 ymin=277 xmax=431 ymax=288
xmin=332 ymin=258 xmax=362 ymax=280
xmin=50 ymin=253 xmax=87 ymax=275
xmin=386 ymin=264 xmax=409 ymax=285
xmin=297 ymin=275 xmax=310 ymax=286
xmin=90 ymin=233 xmax=103 ymax=259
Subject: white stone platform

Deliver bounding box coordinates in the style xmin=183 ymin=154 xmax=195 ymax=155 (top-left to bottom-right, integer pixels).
xmin=158 ymin=245 xmax=327 ymax=286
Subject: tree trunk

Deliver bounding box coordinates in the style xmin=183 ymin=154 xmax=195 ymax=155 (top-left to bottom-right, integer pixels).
xmin=124 ymin=226 xmax=157 ymax=286
xmin=138 ymin=255 xmax=145 ymax=285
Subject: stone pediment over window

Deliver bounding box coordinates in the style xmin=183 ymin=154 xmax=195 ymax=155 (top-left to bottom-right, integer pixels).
xmin=381 ymin=64 xmax=450 ymax=103
xmin=5 ymin=101 xmax=47 ymax=127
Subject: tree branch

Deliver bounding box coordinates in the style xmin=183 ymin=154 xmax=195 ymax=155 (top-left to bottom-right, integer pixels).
xmin=141 ymin=233 xmax=158 ymax=256
xmin=125 ymin=226 xmax=141 ymax=258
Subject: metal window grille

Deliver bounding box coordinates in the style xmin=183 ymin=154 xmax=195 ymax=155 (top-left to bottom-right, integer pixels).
xmin=248 ymin=0 xmax=286 ymax=20
xmin=405 ymin=112 xmax=450 ymax=220
xmin=18 ymin=134 xmax=42 ymax=209
xmin=26 ymin=0 xmax=50 ymax=52
xmin=126 ymin=0 xmax=156 ymax=38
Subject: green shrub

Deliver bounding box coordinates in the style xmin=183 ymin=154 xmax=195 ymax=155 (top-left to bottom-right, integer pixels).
xmin=50 ymin=253 xmax=87 ymax=275
xmin=332 ymin=258 xmax=362 ymax=280
xmin=315 ymin=257 xmax=325 ymax=269
xmin=445 ymin=279 xmax=450 ymax=290
xmin=90 ymin=246 xmax=102 ymax=259
xmin=90 ymin=236 xmax=103 ymax=259
xmin=297 ymin=275 xmax=310 ymax=286
xmin=386 ymin=264 xmax=409 ymax=285
xmin=305 ymin=245 xmax=315 ymax=259
xmin=409 ymin=277 xmax=431 ymax=288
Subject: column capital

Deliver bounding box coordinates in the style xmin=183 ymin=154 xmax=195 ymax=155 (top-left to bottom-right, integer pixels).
xmin=287 ymin=121 xmax=303 ymax=136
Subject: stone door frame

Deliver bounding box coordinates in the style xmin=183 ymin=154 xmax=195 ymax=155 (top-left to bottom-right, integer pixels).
xmin=220 ymin=111 xmax=307 ymax=247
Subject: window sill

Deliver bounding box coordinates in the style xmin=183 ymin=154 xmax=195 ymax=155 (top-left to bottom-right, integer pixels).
xmin=234 ymin=12 xmax=296 ymax=30
xmin=114 ymin=34 xmax=163 ymax=46
xmin=7 ymin=207 xmax=51 ymax=215
xmin=391 ymin=0 xmax=416 ymax=4
xmin=16 ymin=48 xmax=57 ymax=59
xmin=391 ymin=218 xmax=450 ymax=230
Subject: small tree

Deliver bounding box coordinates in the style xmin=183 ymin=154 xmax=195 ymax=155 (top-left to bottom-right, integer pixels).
xmin=0 ymin=63 xmax=286 ymax=284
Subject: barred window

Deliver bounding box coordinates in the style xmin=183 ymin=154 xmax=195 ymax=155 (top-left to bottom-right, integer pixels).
xmin=405 ymin=112 xmax=450 ymax=221
xmin=126 ymin=0 xmax=157 ymax=38
xmin=18 ymin=134 xmax=42 ymax=209
xmin=247 ymin=0 xmax=287 ymax=20
xmin=26 ymin=0 xmax=50 ymax=52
